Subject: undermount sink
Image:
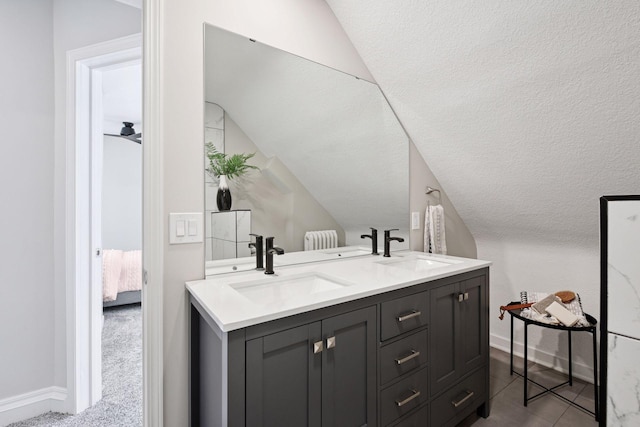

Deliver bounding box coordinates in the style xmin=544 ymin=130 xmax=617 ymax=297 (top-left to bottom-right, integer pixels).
xmin=321 ymin=246 xmax=373 ymax=258
xmin=377 ymin=255 xmax=461 ymax=273
xmin=230 ymin=272 xmax=354 ymax=305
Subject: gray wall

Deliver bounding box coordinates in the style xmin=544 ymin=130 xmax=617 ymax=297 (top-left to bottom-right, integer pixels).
xmin=0 ymin=0 xmax=55 ymax=401
xmin=52 ymin=0 xmax=141 ymax=390
xmin=1 ymin=0 xmax=141 ymax=413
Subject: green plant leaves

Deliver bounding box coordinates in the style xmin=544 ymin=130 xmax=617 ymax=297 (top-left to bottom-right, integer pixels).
xmin=205 ymin=142 xmax=259 ymax=180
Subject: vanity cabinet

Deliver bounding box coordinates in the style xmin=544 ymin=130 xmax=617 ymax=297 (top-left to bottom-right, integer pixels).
xmin=245 ymin=307 xmax=377 ymax=427
xmin=189 ymin=267 xmax=489 ymax=427
xmin=429 ymin=275 xmax=488 ymax=425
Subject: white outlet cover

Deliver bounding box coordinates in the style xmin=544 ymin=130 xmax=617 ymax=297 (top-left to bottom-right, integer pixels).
xmin=169 ymin=213 xmax=203 ymax=244
xmin=411 ymin=212 xmax=421 ymax=230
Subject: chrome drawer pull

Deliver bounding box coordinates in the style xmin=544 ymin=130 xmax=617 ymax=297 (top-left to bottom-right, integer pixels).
xmin=313 ymin=341 xmax=323 ymax=354
xmin=452 ymin=390 xmax=474 ymax=408
xmin=395 ymin=350 xmax=420 ymax=365
xmin=397 ymin=310 xmax=421 ymax=322
xmin=395 ymin=389 xmax=421 ymax=407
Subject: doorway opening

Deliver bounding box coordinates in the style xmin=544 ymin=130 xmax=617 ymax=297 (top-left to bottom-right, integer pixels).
xmin=66 ymin=34 xmax=142 ymax=420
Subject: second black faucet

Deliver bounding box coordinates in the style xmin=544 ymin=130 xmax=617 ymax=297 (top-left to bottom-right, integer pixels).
xmin=264 ymin=236 xmax=284 ymax=275
xmin=383 ymin=229 xmax=405 ymax=257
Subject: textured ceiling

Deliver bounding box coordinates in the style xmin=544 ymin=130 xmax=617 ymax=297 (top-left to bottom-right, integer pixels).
xmin=327 ymin=1 xmax=640 ymax=245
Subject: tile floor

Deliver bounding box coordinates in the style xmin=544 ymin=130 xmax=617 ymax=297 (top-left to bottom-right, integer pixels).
xmin=458 ymin=347 xmax=599 ymax=426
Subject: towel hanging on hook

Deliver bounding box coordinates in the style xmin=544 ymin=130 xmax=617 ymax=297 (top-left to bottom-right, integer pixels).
xmin=424 ymin=186 xmax=446 ymax=254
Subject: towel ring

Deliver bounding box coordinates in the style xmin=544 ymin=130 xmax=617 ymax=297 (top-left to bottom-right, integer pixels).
xmin=425 ymin=186 xmax=441 ymax=203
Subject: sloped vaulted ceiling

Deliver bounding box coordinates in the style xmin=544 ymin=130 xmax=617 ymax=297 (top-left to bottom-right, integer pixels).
xmin=327 ymin=1 xmax=640 ymax=246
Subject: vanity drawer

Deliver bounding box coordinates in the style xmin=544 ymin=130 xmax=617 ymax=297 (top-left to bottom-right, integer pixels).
xmin=380 ymin=329 xmax=428 ymax=386
xmin=430 ymin=368 xmax=485 ymax=427
xmin=381 ymin=292 xmax=429 ymax=341
xmin=381 ymin=367 xmax=429 ymax=426
xmin=391 ymin=404 xmax=429 ymax=427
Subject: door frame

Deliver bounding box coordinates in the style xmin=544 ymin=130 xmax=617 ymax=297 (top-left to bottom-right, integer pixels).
xmin=65 ymin=33 xmax=161 ymax=419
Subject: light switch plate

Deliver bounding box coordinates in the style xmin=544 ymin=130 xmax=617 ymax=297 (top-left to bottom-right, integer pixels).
xmin=411 ymin=212 xmax=421 ymax=230
xmin=169 ymin=213 xmax=203 ymax=244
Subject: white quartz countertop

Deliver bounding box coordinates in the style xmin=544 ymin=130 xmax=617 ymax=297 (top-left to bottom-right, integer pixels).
xmin=187 ymin=250 xmax=491 ymax=332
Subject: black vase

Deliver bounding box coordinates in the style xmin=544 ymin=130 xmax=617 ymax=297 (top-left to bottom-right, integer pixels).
xmin=216 ymin=175 xmax=232 ymax=211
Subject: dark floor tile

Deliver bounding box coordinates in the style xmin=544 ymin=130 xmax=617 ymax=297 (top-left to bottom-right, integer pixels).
xmin=498 ymin=377 xmax=569 ymax=424
xmin=470 ymin=394 xmax=553 ymax=426
xmin=490 ymin=373 xmax=516 ymax=398
xmin=554 ymin=405 xmax=598 ymax=426
xmin=455 ymin=347 xmax=600 ymax=427
xmin=525 ymin=367 xmax=586 ymax=402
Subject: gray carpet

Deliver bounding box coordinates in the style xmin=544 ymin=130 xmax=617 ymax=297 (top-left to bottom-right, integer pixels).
xmin=10 ymin=304 xmax=142 ymax=427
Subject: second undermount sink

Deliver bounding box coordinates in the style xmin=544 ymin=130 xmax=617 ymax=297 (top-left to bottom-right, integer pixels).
xmin=229 ymin=272 xmax=355 ymax=305
xmin=377 ymin=254 xmax=461 ymax=273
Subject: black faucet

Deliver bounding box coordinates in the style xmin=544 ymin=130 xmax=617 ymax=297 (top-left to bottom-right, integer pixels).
xmin=384 ymin=229 xmax=405 ymax=257
xmin=360 ymin=227 xmax=379 ymax=255
xmin=248 ymin=233 xmax=264 ymax=270
xmin=264 ymin=237 xmax=285 ymax=275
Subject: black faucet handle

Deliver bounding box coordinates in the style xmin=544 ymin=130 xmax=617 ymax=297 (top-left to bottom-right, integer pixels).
xmin=384 ymin=228 xmax=398 ymax=238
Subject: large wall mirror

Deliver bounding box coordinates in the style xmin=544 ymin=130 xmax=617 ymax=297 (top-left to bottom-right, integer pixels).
xmin=204 ymin=24 xmax=409 ymax=275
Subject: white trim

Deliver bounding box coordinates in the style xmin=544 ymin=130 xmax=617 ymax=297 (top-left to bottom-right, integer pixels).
xmin=143 ymin=0 xmax=164 ymax=425
xmin=490 ymin=333 xmax=595 ymax=384
xmin=89 ymin=65 xmax=104 ymax=404
xmin=0 ymin=387 xmax=67 ymax=426
xmin=65 ymin=34 xmax=142 ymax=415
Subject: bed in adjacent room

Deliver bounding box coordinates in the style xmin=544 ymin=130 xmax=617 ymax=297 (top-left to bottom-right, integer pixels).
xmin=102 ymin=249 xmax=142 ymax=307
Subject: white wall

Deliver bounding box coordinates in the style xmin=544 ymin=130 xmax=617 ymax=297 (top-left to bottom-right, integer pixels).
xmin=52 ymin=0 xmax=141 ymax=395
xmin=155 ymin=0 xmax=374 ymax=423
xmin=481 ymin=238 xmax=600 ymax=380
xmin=0 ymin=0 xmax=55 ymax=403
xmin=102 ymin=135 xmax=142 ymax=251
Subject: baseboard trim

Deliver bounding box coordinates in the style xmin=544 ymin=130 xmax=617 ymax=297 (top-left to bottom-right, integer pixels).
xmin=0 ymin=387 xmax=67 ymax=426
xmin=490 ymin=333 xmax=595 ymax=384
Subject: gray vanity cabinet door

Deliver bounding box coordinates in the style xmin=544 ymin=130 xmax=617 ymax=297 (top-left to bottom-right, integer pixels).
xmin=321 ymin=306 xmax=377 ymax=427
xmin=246 ymin=323 xmax=322 ymax=427
xmin=459 ymin=276 xmax=486 ymax=376
xmin=430 ymin=276 xmax=488 ymax=397
xmin=430 ymin=282 xmax=460 ymax=396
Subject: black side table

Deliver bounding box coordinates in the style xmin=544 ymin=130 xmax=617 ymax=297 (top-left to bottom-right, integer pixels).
xmin=506 ymin=301 xmax=599 ymax=421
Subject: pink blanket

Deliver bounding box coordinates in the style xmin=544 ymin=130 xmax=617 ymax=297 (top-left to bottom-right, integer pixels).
xmin=102 ymin=249 xmax=142 ymax=302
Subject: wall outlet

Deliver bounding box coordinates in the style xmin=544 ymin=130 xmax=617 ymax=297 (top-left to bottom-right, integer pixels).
xmin=411 ymin=212 xmax=421 ymax=230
